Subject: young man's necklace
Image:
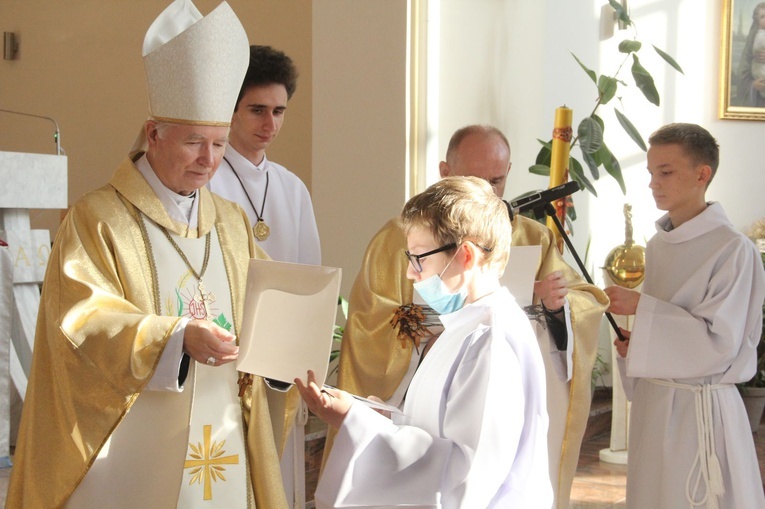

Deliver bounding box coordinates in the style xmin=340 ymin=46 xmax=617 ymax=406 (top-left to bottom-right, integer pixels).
xmin=158 ymin=225 xmax=214 ymax=320
xmin=222 ymin=156 xmax=270 ymax=241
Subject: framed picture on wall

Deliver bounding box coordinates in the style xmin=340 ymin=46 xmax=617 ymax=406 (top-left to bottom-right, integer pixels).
xmin=720 ymin=0 xmax=765 ymax=120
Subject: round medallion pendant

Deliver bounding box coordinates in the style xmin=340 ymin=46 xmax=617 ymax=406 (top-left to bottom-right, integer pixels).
xmin=253 ymin=220 xmax=270 ymax=241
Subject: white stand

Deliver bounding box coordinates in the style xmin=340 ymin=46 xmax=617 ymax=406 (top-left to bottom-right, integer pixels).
xmin=0 ymin=244 xmax=13 ymax=468
xmin=598 ymin=273 xmax=640 ymax=465
xmin=0 ymin=150 xmax=67 ymax=463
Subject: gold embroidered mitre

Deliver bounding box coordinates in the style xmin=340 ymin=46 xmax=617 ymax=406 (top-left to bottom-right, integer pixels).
xmin=142 ymin=0 xmax=249 ymax=126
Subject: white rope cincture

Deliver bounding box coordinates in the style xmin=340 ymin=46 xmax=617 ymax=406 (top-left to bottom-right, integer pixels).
xmin=646 ymin=378 xmax=727 ymax=509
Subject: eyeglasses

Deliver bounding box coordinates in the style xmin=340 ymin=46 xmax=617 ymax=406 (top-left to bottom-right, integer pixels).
xmin=405 ymin=243 xmax=457 ymax=273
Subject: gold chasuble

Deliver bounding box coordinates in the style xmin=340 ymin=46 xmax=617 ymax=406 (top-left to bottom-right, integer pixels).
xmin=7 ymin=158 xmax=291 ymax=509
xmin=333 ymin=215 xmax=608 ymax=509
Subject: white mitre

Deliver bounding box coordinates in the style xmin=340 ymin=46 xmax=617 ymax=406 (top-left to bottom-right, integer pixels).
xmin=142 ymin=0 xmax=249 ymax=126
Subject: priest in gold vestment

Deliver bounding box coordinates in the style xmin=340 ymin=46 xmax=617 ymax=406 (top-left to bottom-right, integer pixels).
xmin=332 ymin=125 xmax=608 ymax=509
xmin=6 ymin=2 xmax=292 ymax=508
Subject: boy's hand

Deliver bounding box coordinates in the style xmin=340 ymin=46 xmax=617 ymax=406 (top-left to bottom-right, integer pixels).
xmin=614 ymin=327 xmax=631 ymax=358
xmin=604 ymin=286 xmax=641 ymax=316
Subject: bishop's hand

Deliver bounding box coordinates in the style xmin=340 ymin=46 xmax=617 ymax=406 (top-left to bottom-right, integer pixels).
xmin=183 ymin=319 xmax=239 ymax=367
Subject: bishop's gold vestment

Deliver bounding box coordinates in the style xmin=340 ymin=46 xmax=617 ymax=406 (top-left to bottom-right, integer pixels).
xmin=6 ymin=157 xmax=291 ymax=509
xmin=332 ymin=215 xmax=608 ymax=509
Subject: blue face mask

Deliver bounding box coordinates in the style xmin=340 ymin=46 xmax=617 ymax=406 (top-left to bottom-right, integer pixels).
xmin=412 ymin=254 xmax=467 ymax=314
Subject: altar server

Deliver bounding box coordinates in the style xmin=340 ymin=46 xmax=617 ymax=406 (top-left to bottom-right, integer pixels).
xmin=606 ymin=123 xmax=765 ymax=509
xmin=332 ymin=125 xmax=607 ymax=508
xmin=209 ymin=45 xmax=320 ymax=265
xmin=298 ymin=177 xmax=553 ymax=508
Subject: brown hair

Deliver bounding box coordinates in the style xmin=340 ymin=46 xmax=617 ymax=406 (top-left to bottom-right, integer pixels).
xmin=648 ymin=123 xmax=719 ymax=184
xmin=401 ymin=176 xmax=512 ymax=273
xmin=235 ymin=45 xmax=299 ymax=110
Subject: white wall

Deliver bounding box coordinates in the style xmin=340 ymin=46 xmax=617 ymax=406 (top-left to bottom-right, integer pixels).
xmin=438 ymin=1 xmax=548 ymax=194
xmin=587 ymin=0 xmax=765 ymax=280
xmin=312 ymin=1 xmax=409 ymax=299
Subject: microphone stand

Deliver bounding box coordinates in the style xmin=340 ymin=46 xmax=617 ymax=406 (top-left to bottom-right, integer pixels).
xmin=531 ymin=202 xmax=628 ymax=342
xmin=0 ymin=108 xmax=62 ymax=155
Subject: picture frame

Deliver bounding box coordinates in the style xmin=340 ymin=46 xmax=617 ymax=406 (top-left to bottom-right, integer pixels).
xmin=720 ymin=0 xmax=765 ymax=120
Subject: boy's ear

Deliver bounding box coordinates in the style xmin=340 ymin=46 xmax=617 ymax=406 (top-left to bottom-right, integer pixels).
xmin=460 ymin=242 xmax=478 ymax=270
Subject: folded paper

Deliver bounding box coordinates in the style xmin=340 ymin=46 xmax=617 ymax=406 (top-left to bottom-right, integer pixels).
xmin=237 ymin=259 xmax=342 ymax=385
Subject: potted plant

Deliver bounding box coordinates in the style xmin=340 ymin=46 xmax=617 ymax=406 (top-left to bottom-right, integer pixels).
xmin=739 ymin=225 xmax=765 ymax=432
xmin=328 ymin=296 xmax=349 ymax=378
xmin=526 ymin=0 xmax=683 ymax=228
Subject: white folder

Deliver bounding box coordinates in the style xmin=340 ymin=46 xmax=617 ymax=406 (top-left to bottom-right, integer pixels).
xmin=237 ymin=259 xmax=342 ymax=386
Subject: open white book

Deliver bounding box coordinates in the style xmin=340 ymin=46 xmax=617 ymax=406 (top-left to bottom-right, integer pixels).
xmin=236 ymin=259 xmax=342 ymax=386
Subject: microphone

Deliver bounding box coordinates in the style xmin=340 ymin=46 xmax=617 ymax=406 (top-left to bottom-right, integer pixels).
xmin=0 ymin=108 xmax=63 ymax=155
xmin=509 ymin=180 xmax=581 ymax=215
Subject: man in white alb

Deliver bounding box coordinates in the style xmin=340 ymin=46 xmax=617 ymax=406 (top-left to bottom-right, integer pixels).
xmin=209 ymin=45 xmax=320 ymax=265
xmin=606 ymin=123 xmax=765 ymax=509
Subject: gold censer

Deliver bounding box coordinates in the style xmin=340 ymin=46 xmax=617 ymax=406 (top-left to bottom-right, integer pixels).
xmin=604 ymin=204 xmax=645 ymax=289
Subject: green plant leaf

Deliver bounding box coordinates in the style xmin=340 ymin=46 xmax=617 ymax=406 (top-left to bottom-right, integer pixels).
xmin=568 ymin=156 xmax=584 ymax=181
xmin=569 ymin=156 xmax=597 ymax=196
xmin=577 ymin=117 xmax=603 ymax=154
xmin=534 ymin=142 xmax=552 ymax=166
xmin=591 ymin=113 xmax=605 ymax=130
xmin=597 ymin=75 xmax=618 ymax=104
xmin=618 ymin=40 xmax=642 ymax=54
xmin=537 ymin=139 xmax=552 ymax=149
xmin=338 ymin=295 xmax=349 ymax=319
xmin=652 ymin=44 xmax=684 ymax=74
xmin=614 ymin=109 xmax=647 ymax=151
xmin=571 ymin=53 xmax=597 ymax=84
xmin=608 ymin=0 xmax=632 ymax=26
xmin=529 ymin=164 xmax=551 ymax=176
xmin=580 ymin=148 xmax=600 ymax=180
xmin=598 ymin=143 xmax=627 ymax=194
xmin=631 ymin=54 xmax=660 ymax=106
